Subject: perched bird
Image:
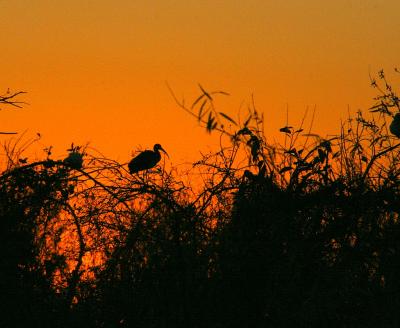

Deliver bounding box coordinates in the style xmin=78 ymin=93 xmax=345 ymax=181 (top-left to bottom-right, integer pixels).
xmin=128 ymin=144 xmax=168 ymax=174
xmin=390 ymin=113 xmax=400 ymax=137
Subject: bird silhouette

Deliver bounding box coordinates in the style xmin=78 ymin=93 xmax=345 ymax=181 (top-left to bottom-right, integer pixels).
xmin=390 ymin=113 xmax=400 ymax=137
xmin=128 ymin=144 xmax=168 ymax=174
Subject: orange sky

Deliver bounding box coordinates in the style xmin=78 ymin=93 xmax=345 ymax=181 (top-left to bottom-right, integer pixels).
xmin=1 ymin=1 xmax=399 ymax=165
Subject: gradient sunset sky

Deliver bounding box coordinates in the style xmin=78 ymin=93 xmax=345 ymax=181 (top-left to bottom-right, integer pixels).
xmin=1 ymin=1 xmax=399 ymax=163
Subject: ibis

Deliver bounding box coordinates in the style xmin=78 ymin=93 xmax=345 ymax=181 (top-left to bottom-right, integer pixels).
xmin=128 ymin=144 xmax=168 ymax=174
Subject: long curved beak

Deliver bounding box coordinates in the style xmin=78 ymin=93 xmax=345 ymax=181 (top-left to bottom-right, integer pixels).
xmin=160 ymin=147 xmax=169 ymax=158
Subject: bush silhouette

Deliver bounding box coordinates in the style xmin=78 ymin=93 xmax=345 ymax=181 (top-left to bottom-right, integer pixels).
xmin=1 ymin=70 xmax=400 ymax=327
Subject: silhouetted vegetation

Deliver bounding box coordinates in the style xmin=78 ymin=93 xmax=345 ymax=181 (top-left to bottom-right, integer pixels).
xmin=1 ymin=70 xmax=400 ymax=327
xmin=0 ymin=89 xmax=26 ymax=135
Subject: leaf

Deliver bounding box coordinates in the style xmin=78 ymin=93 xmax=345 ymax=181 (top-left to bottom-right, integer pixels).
xmin=302 ymin=133 xmax=320 ymax=138
xmin=312 ymin=156 xmax=321 ymax=165
xmin=219 ymin=112 xmax=237 ymax=125
xmin=279 ymin=166 xmax=293 ymax=174
xmin=198 ymin=99 xmax=208 ymax=121
xmin=370 ymin=107 xmax=384 ymax=113
xmin=284 ymin=148 xmax=297 ymax=156
xmin=238 ymin=127 xmax=251 ymax=135
xmin=280 ymin=126 xmax=293 ymax=133
xmin=251 ymin=148 xmax=258 ymax=162
xmin=198 ymin=84 xmax=212 ymax=100
xmin=320 ymin=140 xmax=332 ymax=152
xmin=191 ymin=94 xmax=205 ymax=109
xmin=318 ymin=149 xmax=326 ymax=161
xmin=370 ymin=102 xmax=383 ymax=110
xmin=244 ymin=115 xmax=252 ymax=127
xmin=206 ymin=113 xmax=214 ymax=133
xmin=258 ymin=163 xmax=266 ymax=177
xmin=213 ymin=91 xmax=230 ymax=96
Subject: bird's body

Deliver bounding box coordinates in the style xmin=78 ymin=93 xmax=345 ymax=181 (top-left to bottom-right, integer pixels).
xmin=390 ymin=113 xmax=400 ymax=137
xmin=128 ymin=144 xmax=168 ymax=174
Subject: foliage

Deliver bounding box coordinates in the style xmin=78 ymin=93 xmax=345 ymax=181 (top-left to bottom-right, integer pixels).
xmin=1 ymin=70 xmax=400 ymax=327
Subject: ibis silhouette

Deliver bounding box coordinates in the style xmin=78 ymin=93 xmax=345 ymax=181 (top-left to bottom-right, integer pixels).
xmin=128 ymin=144 xmax=168 ymax=174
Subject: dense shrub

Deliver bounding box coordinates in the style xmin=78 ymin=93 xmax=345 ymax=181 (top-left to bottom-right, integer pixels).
xmin=1 ymin=71 xmax=400 ymax=327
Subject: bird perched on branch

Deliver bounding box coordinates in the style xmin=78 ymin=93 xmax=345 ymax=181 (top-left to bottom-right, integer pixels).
xmin=390 ymin=113 xmax=400 ymax=137
xmin=128 ymin=144 xmax=168 ymax=174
